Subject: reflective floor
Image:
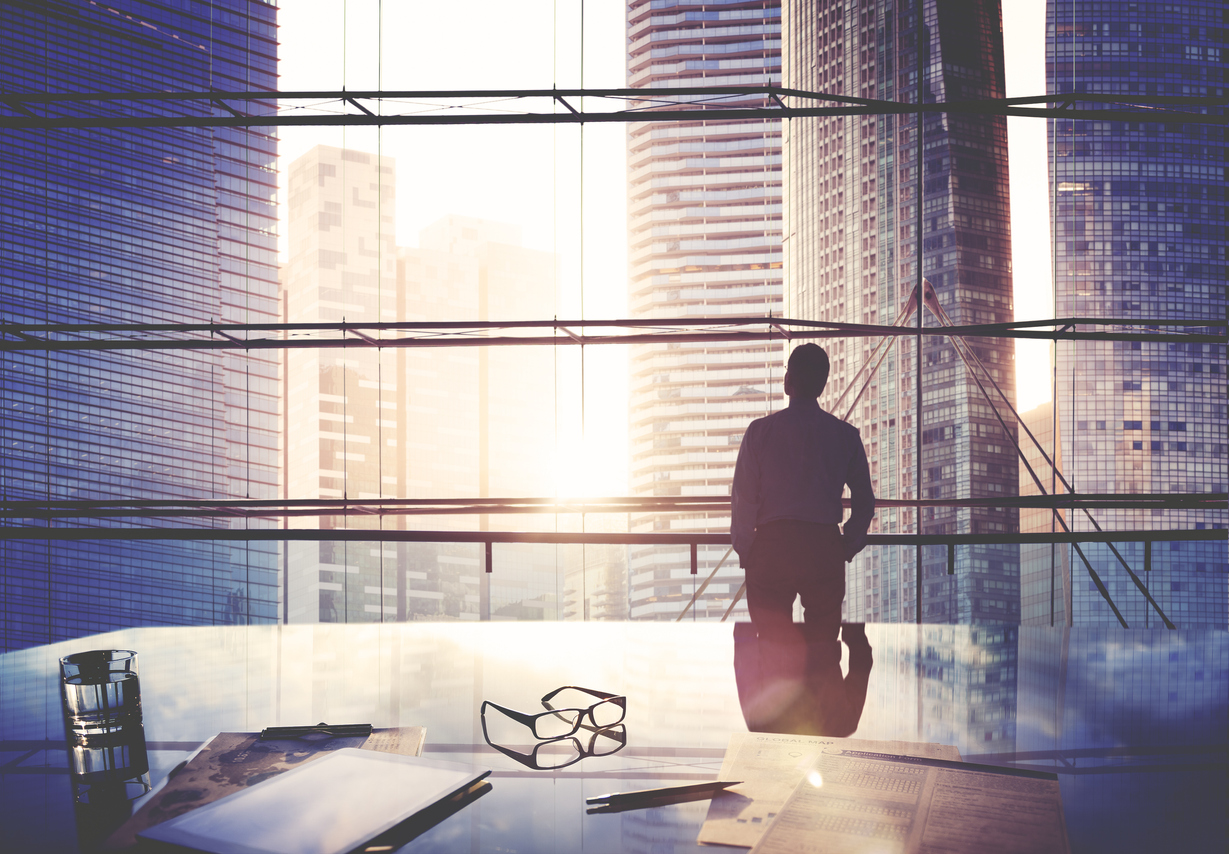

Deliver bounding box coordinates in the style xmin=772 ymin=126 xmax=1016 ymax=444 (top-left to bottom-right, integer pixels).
xmin=1 ymin=623 xmax=1225 ymax=853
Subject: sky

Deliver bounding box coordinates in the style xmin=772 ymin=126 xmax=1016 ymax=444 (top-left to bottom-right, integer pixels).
xmin=276 ymin=1 xmax=1052 ymax=497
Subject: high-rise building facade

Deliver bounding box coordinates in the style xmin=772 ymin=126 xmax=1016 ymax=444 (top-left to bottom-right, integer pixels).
xmin=626 ymin=0 xmax=783 ymax=620
xmin=283 ymin=146 xmax=399 ymax=624
xmin=1047 ymin=0 xmax=1227 ymax=628
xmin=0 ymin=0 xmax=280 ymax=652
xmin=1019 ymin=402 xmax=1070 ymax=626
xmin=783 ymin=0 xmax=1019 ymax=623
xmin=402 ymin=215 xmax=562 ymax=621
xmin=285 ymin=148 xmax=563 ymax=622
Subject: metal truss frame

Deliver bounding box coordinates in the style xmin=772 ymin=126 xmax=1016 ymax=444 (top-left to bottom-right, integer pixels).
xmin=2 ymin=84 xmax=1225 ymax=628
xmin=0 ymin=527 xmax=1219 ymax=549
xmin=1 ymin=87 xmax=1224 ymax=129
xmin=3 ymin=308 xmax=1224 ymax=629
xmin=0 ymin=316 xmax=1223 ymax=352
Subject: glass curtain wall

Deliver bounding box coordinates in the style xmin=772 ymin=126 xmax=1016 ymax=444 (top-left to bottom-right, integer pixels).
xmin=2 ymin=2 xmax=1224 ymax=651
xmin=1 ymin=0 xmax=279 ymax=652
xmin=1046 ymin=0 xmax=1227 ymax=628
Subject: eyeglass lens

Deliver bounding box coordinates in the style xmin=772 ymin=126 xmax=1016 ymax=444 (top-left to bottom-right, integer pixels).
xmin=533 ymin=739 xmax=583 ymax=768
xmin=589 ymin=700 xmax=623 ymax=728
xmin=533 ymin=711 xmax=581 ymax=739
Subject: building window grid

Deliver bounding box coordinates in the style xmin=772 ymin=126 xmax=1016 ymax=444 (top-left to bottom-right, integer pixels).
xmin=1046 ymin=0 xmax=1226 ymax=628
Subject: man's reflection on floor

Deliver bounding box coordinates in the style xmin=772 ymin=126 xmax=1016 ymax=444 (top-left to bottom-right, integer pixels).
xmin=733 ymin=622 xmax=873 ymax=737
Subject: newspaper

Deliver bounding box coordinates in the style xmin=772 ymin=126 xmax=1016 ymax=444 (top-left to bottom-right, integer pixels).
xmin=749 ymin=749 xmax=1069 ymax=854
xmin=699 ymin=733 xmax=961 ymax=848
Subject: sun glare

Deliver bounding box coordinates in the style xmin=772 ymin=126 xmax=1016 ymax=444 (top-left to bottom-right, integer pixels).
xmin=550 ymin=433 xmax=628 ymax=499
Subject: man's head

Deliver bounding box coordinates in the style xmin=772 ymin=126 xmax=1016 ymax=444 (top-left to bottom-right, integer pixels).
xmin=785 ymin=343 xmax=830 ymax=399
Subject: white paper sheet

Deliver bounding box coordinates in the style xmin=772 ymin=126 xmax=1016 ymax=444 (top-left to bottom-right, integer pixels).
xmin=748 ymin=749 xmax=1069 ymax=854
xmin=698 ymin=734 xmax=962 ymax=848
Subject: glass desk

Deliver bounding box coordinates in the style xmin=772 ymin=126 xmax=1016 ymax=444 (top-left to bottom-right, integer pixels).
xmin=1 ymin=623 xmax=1224 ymax=853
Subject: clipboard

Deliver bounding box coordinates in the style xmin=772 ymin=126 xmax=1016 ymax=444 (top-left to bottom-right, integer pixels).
xmin=137 ymin=749 xmax=490 ymax=854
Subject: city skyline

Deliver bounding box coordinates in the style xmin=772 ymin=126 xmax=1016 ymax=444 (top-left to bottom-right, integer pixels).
xmin=2 ymin=1 xmax=1221 ymax=644
xmin=284 ymin=145 xmax=578 ymax=622
xmin=274 ymin=1 xmax=1057 ymax=507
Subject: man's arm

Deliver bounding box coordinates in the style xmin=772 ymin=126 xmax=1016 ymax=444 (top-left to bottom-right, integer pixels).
xmin=730 ymin=422 xmax=761 ymax=564
xmin=842 ymin=426 xmax=875 ymax=561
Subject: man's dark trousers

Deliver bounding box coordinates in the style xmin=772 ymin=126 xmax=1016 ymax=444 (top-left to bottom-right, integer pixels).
xmin=743 ymin=520 xmax=847 ymax=729
xmin=746 ymin=519 xmax=845 ymax=644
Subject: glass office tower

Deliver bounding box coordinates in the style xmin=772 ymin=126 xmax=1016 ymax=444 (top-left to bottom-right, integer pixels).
xmin=1019 ymin=402 xmax=1071 ymax=626
xmin=1047 ymin=0 xmax=1227 ymax=627
xmin=626 ymin=0 xmax=783 ymax=620
xmin=0 ymin=0 xmax=279 ymax=651
xmin=285 ymin=145 xmax=564 ymax=623
xmin=783 ymin=0 xmax=1019 ymax=623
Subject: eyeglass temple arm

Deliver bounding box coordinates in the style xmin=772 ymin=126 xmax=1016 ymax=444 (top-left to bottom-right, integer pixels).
xmin=540 ymin=686 xmax=624 ymax=706
xmin=480 ymin=699 xmax=540 ymax=729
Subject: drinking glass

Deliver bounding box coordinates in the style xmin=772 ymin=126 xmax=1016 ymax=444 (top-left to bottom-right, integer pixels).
xmin=59 ymin=649 xmax=149 ymax=797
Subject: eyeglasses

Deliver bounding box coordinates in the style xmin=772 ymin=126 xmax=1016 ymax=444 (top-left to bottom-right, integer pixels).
xmin=484 ymin=724 xmax=627 ymax=771
xmin=481 ymin=686 xmax=626 ymax=740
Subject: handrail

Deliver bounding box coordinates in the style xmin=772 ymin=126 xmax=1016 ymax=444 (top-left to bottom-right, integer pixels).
xmin=0 ymin=493 xmax=1221 ymax=519
xmin=0 ymin=527 xmax=1219 ymax=545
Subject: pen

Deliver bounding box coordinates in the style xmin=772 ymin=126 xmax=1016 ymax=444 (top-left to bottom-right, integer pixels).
xmin=259 ymin=723 xmax=373 ymax=740
xmin=586 ymin=780 xmax=742 ymax=806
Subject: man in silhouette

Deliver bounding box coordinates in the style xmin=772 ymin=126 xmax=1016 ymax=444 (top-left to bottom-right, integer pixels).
xmin=732 ymin=343 xmax=875 ymax=643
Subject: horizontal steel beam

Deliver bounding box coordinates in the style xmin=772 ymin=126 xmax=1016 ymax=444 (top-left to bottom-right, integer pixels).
xmin=3 ymin=87 xmax=1221 ymax=107
xmin=1 ymin=492 xmax=1221 ymax=520
xmin=4 ymin=316 xmax=1217 ymax=335
xmin=6 ymin=106 xmax=1224 ymax=129
xmin=0 ymin=316 xmax=1222 ymax=352
xmin=1 ymin=87 xmax=1223 ymax=129
xmin=0 ymin=527 xmax=1220 ymax=546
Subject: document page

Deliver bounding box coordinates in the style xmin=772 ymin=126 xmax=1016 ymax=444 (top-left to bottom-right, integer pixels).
xmin=698 ymin=734 xmax=961 ymax=848
xmin=748 ymin=750 xmax=1069 ymax=854
xmin=913 ymin=764 xmax=1070 ymax=853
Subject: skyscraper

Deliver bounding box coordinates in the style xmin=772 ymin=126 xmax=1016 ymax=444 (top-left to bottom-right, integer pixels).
xmin=626 ymin=0 xmax=783 ymax=620
xmin=283 ymin=145 xmax=398 ymax=624
xmin=1047 ymin=0 xmax=1227 ymax=627
xmin=0 ymin=0 xmax=280 ymax=652
xmin=402 ymin=215 xmax=562 ymax=621
xmin=1019 ymin=402 xmax=1070 ymax=626
xmin=782 ymin=0 xmax=1019 ymax=623
xmin=285 ymin=146 xmax=562 ymax=622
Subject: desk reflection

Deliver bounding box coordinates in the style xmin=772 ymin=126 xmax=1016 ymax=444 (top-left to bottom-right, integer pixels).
xmin=733 ymin=622 xmax=873 ymax=737
xmin=0 ymin=623 xmax=1223 ymax=854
